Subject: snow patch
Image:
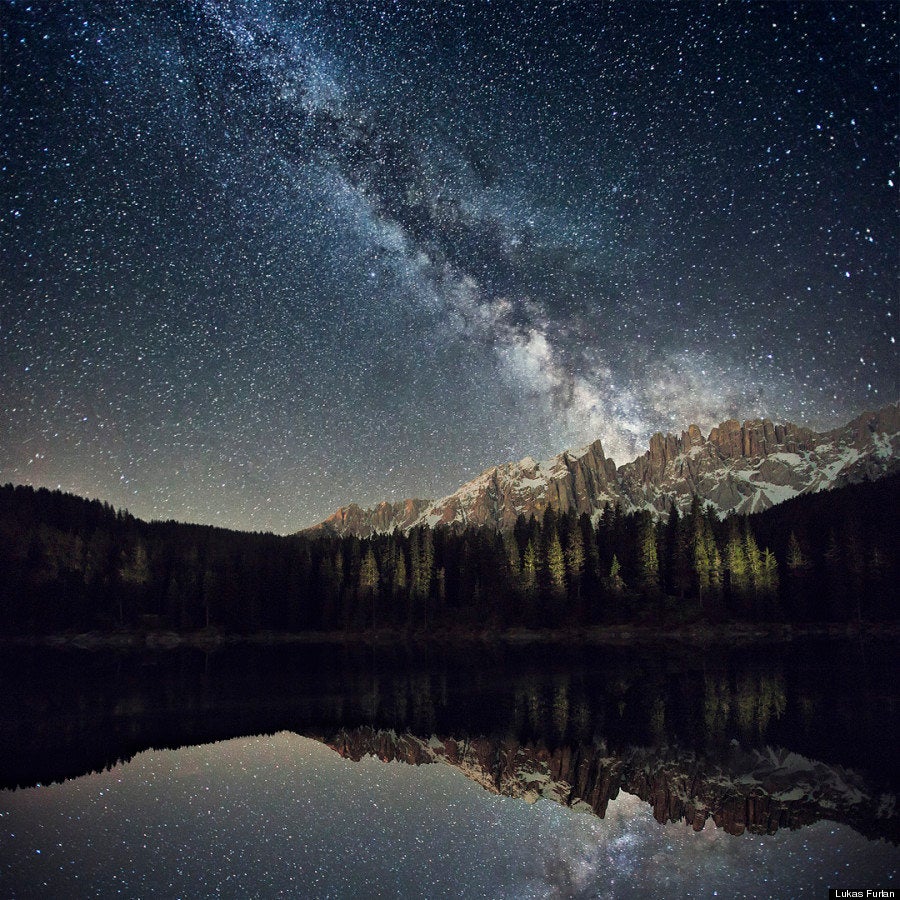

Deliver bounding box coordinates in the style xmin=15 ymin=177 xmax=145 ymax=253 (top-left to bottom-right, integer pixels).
xmin=569 ymin=442 xmax=599 ymax=460
xmin=761 ymin=484 xmax=802 ymax=505
xmin=872 ymin=431 xmax=895 ymax=459
xmin=768 ymin=452 xmax=804 ymax=465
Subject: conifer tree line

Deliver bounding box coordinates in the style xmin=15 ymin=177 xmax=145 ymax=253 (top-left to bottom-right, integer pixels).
xmin=0 ymin=474 xmax=896 ymax=635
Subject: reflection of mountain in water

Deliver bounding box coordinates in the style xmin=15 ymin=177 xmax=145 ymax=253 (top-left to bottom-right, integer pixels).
xmin=327 ymin=728 xmax=896 ymax=842
xmin=0 ymin=640 xmax=896 ymax=841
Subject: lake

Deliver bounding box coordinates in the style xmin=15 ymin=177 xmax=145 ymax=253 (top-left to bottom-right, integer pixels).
xmin=1 ymin=638 xmax=897 ymax=896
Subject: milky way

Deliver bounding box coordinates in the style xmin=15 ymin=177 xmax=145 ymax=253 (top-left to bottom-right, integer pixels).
xmin=2 ymin=1 xmax=897 ymax=531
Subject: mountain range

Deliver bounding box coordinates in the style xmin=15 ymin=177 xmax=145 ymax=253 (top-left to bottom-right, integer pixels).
xmin=305 ymin=403 xmax=900 ymax=537
xmin=327 ymin=727 xmax=897 ymax=843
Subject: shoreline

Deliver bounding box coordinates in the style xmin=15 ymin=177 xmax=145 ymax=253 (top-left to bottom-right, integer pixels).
xmin=2 ymin=621 xmax=897 ymax=650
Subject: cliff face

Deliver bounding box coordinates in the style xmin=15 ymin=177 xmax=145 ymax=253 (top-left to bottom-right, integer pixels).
xmin=316 ymin=498 xmax=432 ymax=538
xmin=618 ymin=404 xmax=900 ymax=517
xmin=304 ymin=403 xmax=900 ymax=536
xmin=418 ymin=438 xmax=620 ymax=531
xmin=322 ymin=727 xmax=898 ymax=843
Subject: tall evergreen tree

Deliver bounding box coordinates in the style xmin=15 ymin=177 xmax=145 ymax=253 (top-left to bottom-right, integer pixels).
xmin=725 ymin=526 xmax=750 ymax=607
xmin=744 ymin=529 xmax=763 ymax=587
xmin=608 ymin=554 xmax=625 ymax=594
xmin=564 ymin=525 xmax=585 ymax=598
xmin=786 ymin=531 xmax=807 ymax=570
xmin=394 ymin=544 xmax=408 ymax=595
xmin=504 ymin=533 xmax=522 ymax=582
xmin=522 ymin=540 xmax=538 ymax=596
xmin=547 ymin=532 xmax=566 ymax=597
xmin=759 ymin=547 xmax=780 ymax=613
xmin=638 ymin=513 xmax=660 ymax=590
xmin=359 ymin=547 xmax=379 ymax=596
xmin=689 ymin=496 xmax=719 ymax=605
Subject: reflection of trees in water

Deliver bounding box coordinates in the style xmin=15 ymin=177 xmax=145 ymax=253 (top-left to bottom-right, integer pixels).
xmin=391 ymin=679 xmax=408 ymax=724
xmin=520 ymin=676 xmax=547 ymax=736
xmin=509 ymin=675 xmax=592 ymax=744
xmin=0 ymin=642 xmax=894 ymax=798
xmin=375 ymin=670 xmax=439 ymax=734
xmin=704 ymin=671 xmax=787 ymax=742
xmin=610 ymin=676 xmax=630 ymax=721
xmin=552 ymin=675 xmax=570 ymax=739
xmin=571 ymin=692 xmax=593 ymax=745
xmin=458 ymin=658 xmax=795 ymax=751
xmin=649 ymin=696 xmax=666 ymax=741
xmin=735 ymin=672 xmax=786 ymax=738
xmin=798 ymin=695 xmax=816 ymax=736
xmin=704 ymin=676 xmax=731 ymax=740
xmin=410 ymin=671 xmax=436 ymax=733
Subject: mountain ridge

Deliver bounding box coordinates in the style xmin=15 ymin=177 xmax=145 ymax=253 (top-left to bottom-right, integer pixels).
xmin=326 ymin=727 xmax=898 ymax=843
xmin=303 ymin=403 xmax=900 ymax=537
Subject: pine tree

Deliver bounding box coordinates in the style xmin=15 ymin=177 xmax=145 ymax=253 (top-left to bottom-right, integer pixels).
xmin=786 ymin=532 xmax=807 ymax=571
xmin=663 ymin=501 xmax=682 ymax=595
xmin=358 ymin=545 xmax=379 ymax=631
xmin=760 ymin=547 xmax=779 ymax=605
xmin=547 ymin=532 xmax=566 ymax=596
xmin=744 ymin=530 xmax=763 ymax=589
xmin=542 ymin=508 xmax=559 ymax=550
xmin=119 ymin=539 xmax=149 ymax=585
xmin=411 ymin=527 xmax=434 ymax=600
xmin=608 ymin=554 xmax=624 ymax=593
xmin=522 ymin=540 xmax=538 ymax=596
xmin=638 ymin=514 xmax=659 ymax=590
xmin=709 ymin=543 xmax=723 ymax=594
xmin=726 ymin=531 xmax=749 ymax=608
xmin=435 ymin=566 xmax=446 ymax=613
xmin=407 ymin=527 xmax=436 ymax=629
xmin=359 ymin=547 xmax=379 ymax=594
xmin=783 ymin=530 xmax=809 ymax=621
xmin=513 ymin=513 xmax=531 ymax=559
xmin=564 ymin=526 xmax=585 ymax=597
xmin=394 ymin=546 xmax=407 ymax=594
xmin=579 ymin=512 xmax=598 ymax=581
xmin=694 ymin=535 xmax=710 ymax=597
xmin=689 ymin=497 xmax=719 ymax=606
xmin=504 ymin=533 xmax=522 ymax=580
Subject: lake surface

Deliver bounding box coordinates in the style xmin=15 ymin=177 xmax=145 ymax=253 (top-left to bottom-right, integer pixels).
xmin=1 ymin=638 xmax=897 ymax=896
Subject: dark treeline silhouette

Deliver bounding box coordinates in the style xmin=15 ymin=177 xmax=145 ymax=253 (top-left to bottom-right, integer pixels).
xmin=0 ymin=474 xmax=896 ymax=635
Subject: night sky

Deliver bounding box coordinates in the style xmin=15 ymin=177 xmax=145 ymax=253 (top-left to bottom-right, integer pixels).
xmin=2 ymin=1 xmax=897 ymax=532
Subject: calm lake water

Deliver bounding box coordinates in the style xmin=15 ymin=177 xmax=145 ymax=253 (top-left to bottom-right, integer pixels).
xmin=1 ymin=638 xmax=897 ymax=896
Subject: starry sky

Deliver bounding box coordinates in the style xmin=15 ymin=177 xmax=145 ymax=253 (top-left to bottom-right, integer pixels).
xmin=2 ymin=733 xmax=896 ymax=897
xmin=2 ymin=1 xmax=897 ymax=532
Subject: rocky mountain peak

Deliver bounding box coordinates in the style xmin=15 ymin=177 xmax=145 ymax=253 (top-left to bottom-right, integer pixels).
xmin=302 ymin=402 xmax=899 ymax=537
xmin=683 ymin=423 xmax=704 ymax=448
xmin=317 ymin=497 xmax=432 ymax=538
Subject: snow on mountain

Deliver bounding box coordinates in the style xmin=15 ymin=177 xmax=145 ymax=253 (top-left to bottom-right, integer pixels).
xmin=304 ymin=403 xmax=900 ymax=537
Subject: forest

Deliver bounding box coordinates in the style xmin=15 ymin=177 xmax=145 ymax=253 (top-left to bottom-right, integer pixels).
xmin=0 ymin=474 xmax=896 ymax=636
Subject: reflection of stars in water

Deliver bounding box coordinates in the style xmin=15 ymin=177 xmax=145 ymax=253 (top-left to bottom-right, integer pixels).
xmin=1 ymin=734 xmax=896 ymax=897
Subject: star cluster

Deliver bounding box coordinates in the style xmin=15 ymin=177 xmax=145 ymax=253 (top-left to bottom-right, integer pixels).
xmin=1 ymin=1 xmax=896 ymax=531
